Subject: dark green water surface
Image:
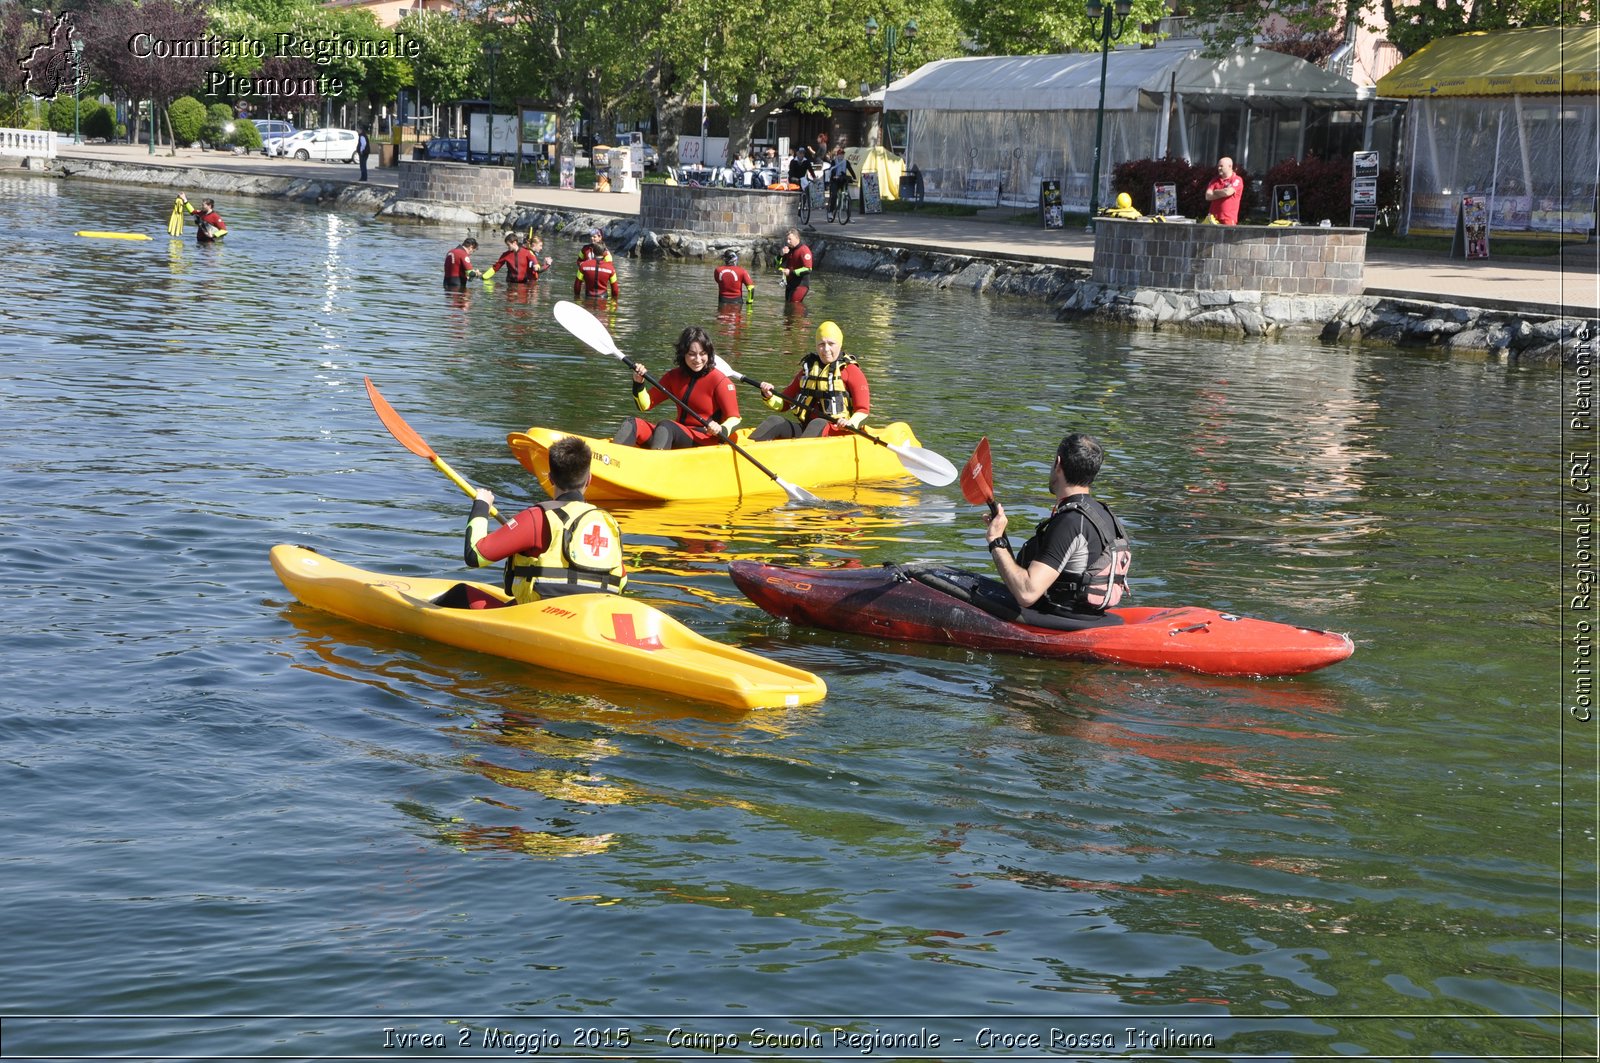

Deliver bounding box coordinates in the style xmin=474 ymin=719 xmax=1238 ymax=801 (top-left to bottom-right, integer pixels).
xmin=0 ymin=177 xmax=1591 ymax=1060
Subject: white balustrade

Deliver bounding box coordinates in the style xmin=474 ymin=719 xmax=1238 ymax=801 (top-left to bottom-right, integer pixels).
xmin=0 ymin=128 xmax=58 ymax=159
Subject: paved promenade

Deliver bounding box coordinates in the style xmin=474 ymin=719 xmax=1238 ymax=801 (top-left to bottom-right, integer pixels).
xmin=45 ymin=142 xmax=1600 ymax=316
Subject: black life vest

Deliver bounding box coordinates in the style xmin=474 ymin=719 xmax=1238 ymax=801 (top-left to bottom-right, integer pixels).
xmin=1021 ymin=496 xmax=1131 ymax=614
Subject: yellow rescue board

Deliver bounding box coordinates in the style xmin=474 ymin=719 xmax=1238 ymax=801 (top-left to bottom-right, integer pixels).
xmin=269 ymin=544 xmax=825 ymax=710
xmin=75 ymin=231 xmax=153 ymax=241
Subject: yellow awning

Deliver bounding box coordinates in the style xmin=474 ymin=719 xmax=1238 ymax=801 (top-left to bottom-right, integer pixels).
xmin=1375 ymin=25 xmax=1600 ymax=97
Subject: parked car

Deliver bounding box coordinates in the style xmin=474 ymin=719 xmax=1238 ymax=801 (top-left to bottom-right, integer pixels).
xmin=423 ymin=137 xmax=469 ymax=162
xmin=251 ymin=119 xmax=295 ymax=155
xmin=271 ymin=128 xmax=360 ymax=162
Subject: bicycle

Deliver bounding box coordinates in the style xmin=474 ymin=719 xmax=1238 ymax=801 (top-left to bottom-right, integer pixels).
xmin=828 ymin=177 xmax=852 ymax=225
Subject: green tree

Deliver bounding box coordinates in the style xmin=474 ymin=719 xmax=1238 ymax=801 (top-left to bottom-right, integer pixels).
xmin=167 ymin=94 xmax=206 ymax=143
xmin=953 ymin=0 xmax=1171 ymax=54
xmin=1172 ymin=0 xmax=1589 ymax=59
xmin=200 ymin=101 xmax=236 ymax=145
xmin=398 ymin=10 xmax=481 ymax=112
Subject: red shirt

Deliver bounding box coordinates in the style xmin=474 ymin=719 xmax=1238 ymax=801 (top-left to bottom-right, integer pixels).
xmin=575 ymin=258 xmax=619 ymax=298
xmin=641 ymin=367 xmax=740 ymax=444
xmin=1206 ymin=174 xmax=1244 ymax=225
xmin=444 ymin=246 xmax=474 ymax=282
xmin=473 ymin=504 xmax=556 ymax=561
xmin=714 ymin=264 xmax=754 ymax=299
xmin=492 ymin=246 xmax=540 ymax=282
xmin=781 ymin=243 xmax=813 ymax=275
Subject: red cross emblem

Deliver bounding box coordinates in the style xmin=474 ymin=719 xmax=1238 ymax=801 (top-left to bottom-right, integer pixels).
xmin=582 ymin=524 xmax=610 ymax=555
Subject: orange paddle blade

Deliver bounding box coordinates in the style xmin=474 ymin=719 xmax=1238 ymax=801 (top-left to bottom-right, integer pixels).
xmin=960 ymin=436 xmax=994 ymax=507
xmin=365 ymin=376 xmax=436 ymax=461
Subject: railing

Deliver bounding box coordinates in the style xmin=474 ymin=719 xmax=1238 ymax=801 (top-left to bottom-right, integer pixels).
xmin=0 ymin=128 xmax=56 ymax=159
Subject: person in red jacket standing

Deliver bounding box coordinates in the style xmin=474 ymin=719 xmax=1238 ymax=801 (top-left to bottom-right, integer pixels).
xmin=713 ymin=249 xmax=755 ymax=303
xmin=575 ymin=244 xmax=620 ymax=301
xmin=486 ymin=232 xmax=541 ymax=283
xmin=779 ymin=228 xmax=812 ymax=303
xmin=443 ymin=236 xmax=479 ymax=288
xmin=1204 ymin=156 xmax=1244 ymax=225
xmin=612 ymin=326 xmax=740 ymax=450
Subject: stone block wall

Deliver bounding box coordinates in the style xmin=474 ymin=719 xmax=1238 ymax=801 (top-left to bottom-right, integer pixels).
xmin=640 ymin=184 xmax=800 ymax=238
xmin=397 ymin=160 xmax=514 ymax=212
xmin=1092 ymin=220 xmax=1367 ymax=297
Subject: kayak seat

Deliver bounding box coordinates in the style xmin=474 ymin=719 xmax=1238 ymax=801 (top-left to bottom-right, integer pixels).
xmin=431 ymin=583 xmax=509 ymax=610
xmin=896 ymin=563 xmax=1122 ymax=631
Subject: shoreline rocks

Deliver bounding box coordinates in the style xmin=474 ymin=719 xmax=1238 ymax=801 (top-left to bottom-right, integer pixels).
xmin=35 ymin=156 xmax=1590 ymax=365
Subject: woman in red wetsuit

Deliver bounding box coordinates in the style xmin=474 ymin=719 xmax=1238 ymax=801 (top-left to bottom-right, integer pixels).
xmin=612 ymin=326 xmax=741 ymax=450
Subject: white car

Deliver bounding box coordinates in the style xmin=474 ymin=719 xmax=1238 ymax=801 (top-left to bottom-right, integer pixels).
xmin=272 ymin=128 xmax=360 ymax=162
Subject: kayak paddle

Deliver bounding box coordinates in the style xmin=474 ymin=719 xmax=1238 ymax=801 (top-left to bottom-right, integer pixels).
xmin=961 ymin=436 xmax=1000 ymax=517
xmin=552 ymin=300 xmax=822 ymax=505
xmin=364 ymin=376 xmax=507 ymax=525
xmin=713 ymin=355 xmax=957 ymax=487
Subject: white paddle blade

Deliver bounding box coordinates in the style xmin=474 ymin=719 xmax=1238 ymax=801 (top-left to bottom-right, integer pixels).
xmin=779 ymin=479 xmax=823 ymax=504
xmin=892 ymin=444 xmax=959 ymax=486
xmin=713 ymin=355 xmax=748 ymax=382
xmin=553 ymin=300 xmax=623 ymax=358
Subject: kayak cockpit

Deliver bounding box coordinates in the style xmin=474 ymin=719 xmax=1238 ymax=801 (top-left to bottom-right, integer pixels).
xmin=429 ymin=583 xmax=511 ymax=610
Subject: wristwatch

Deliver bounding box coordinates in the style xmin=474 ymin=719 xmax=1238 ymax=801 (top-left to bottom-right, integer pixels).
xmin=987 ymin=536 xmax=1011 ymax=553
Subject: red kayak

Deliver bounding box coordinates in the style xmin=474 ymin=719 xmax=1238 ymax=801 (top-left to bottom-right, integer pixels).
xmin=728 ymin=560 xmax=1354 ymax=678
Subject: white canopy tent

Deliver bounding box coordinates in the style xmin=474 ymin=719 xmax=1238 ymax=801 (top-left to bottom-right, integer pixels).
xmin=883 ymin=45 xmax=1366 ymax=210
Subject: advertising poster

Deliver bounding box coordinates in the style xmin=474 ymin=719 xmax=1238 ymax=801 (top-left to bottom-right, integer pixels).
xmin=1153 ymin=182 xmax=1177 ymax=216
xmin=1274 ymin=184 xmax=1301 ymax=223
xmin=1462 ymin=195 xmax=1490 ymax=259
xmin=1351 ymin=150 xmax=1379 ymax=228
xmin=861 ymin=172 xmax=883 ymax=214
xmin=1040 ymin=180 xmax=1064 ymax=229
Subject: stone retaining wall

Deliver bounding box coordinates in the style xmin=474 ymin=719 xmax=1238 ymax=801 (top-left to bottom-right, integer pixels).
xmin=639 ymin=183 xmax=799 ymax=238
xmin=1093 ymin=220 xmax=1366 ymax=297
xmin=396 ymin=160 xmax=514 ymax=211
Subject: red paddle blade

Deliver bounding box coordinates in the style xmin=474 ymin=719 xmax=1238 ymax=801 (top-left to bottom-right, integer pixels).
xmin=365 ymin=376 xmax=437 ymax=461
xmin=960 ymin=437 xmax=994 ymax=507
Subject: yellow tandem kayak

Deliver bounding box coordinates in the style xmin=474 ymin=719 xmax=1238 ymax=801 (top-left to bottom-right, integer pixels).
xmin=269 ymin=544 xmax=826 ymax=710
xmin=508 ymin=424 xmax=924 ymax=502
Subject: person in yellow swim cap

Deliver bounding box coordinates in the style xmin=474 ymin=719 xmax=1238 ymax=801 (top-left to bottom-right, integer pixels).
xmin=751 ymin=320 xmax=872 ymax=441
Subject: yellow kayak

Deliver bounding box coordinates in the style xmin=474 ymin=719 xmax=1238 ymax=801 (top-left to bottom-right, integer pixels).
xmin=75 ymin=231 xmax=152 ymax=241
xmin=508 ymin=424 xmax=923 ymax=501
xmin=269 ymin=545 xmax=826 ymax=710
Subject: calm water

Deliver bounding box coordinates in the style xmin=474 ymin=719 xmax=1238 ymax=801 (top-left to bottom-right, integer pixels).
xmin=1 ymin=178 xmax=1589 ymax=1060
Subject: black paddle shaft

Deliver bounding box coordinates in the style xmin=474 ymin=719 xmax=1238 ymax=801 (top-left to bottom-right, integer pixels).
xmin=616 ymin=354 xmax=796 ymax=486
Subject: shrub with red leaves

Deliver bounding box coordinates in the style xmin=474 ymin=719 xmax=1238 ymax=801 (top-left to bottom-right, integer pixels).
xmin=1260 ymin=155 xmax=1401 ymax=226
xmin=1111 ymin=156 xmax=1253 ymax=220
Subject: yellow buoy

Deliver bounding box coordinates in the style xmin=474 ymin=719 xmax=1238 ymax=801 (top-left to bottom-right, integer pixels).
xmin=75 ymin=231 xmax=153 ymax=241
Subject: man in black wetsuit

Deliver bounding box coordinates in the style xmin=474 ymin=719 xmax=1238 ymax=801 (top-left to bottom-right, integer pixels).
xmin=981 ymin=433 xmax=1130 ymax=616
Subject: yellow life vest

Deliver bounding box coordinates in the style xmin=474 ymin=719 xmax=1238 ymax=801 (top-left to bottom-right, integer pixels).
xmin=795 ymin=353 xmax=855 ymax=421
xmin=506 ymin=501 xmax=627 ymax=601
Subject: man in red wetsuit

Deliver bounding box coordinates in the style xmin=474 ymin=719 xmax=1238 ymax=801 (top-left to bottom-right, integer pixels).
xmin=612 ymin=326 xmax=740 ymax=450
xmin=178 ymin=194 xmax=227 ymax=242
xmin=463 ymin=435 xmax=627 ymax=604
xmin=574 ymin=244 xmax=620 ymax=300
xmin=779 ymin=228 xmax=812 ymax=304
xmin=713 ymin=249 xmax=755 ymax=303
xmin=443 ymin=236 xmax=479 ymax=288
xmin=486 ymin=232 xmax=541 ymax=283
xmin=1204 ymin=156 xmax=1244 ymax=225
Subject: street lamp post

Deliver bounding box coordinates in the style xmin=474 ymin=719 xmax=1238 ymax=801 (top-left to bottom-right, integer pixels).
xmin=71 ymin=37 xmax=83 ymax=144
xmin=486 ymin=40 xmax=502 ymax=162
xmin=865 ymin=16 xmax=918 ymax=91
xmin=1085 ymin=0 xmax=1131 ymax=231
